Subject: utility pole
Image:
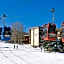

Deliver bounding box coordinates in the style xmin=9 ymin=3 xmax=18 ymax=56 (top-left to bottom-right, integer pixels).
xmin=51 ymin=8 xmax=55 ymax=23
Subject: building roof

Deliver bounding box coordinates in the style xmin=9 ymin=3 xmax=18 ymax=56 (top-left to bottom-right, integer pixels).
xmin=29 ymin=26 xmax=43 ymax=29
xmin=23 ymin=35 xmax=29 ymax=37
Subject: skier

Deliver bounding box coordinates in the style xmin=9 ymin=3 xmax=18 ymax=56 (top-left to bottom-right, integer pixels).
xmin=14 ymin=44 xmax=15 ymax=49
xmin=17 ymin=45 xmax=18 ymax=49
xmin=40 ymin=46 xmax=42 ymax=52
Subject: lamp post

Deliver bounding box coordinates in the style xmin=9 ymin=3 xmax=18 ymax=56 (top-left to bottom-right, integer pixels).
xmin=3 ymin=14 xmax=7 ymax=26
xmin=51 ymin=8 xmax=55 ymax=23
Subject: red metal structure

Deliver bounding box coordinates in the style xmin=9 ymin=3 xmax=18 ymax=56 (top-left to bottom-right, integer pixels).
xmin=61 ymin=22 xmax=64 ymax=42
xmin=43 ymin=23 xmax=57 ymax=41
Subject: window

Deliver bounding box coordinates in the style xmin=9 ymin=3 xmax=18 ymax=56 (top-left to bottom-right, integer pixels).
xmin=43 ymin=26 xmax=47 ymax=38
xmin=3 ymin=27 xmax=11 ymax=35
xmin=39 ymin=27 xmax=43 ymax=31
xmin=61 ymin=33 xmax=64 ymax=38
xmin=0 ymin=28 xmax=2 ymax=35
xmin=43 ymin=26 xmax=47 ymax=33
xmin=61 ymin=25 xmax=64 ymax=32
xmin=48 ymin=25 xmax=56 ymax=33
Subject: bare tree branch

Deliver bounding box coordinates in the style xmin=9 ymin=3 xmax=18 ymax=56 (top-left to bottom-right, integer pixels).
xmin=11 ymin=21 xmax=24 ymax=44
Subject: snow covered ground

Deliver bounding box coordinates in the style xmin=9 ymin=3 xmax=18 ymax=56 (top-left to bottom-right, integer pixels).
xmin=0 ymin=41 xmax=64 ymax=64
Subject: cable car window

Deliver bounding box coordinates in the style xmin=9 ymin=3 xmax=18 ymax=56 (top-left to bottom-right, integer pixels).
xmin=43 ymin=26 xmax=47 ymax=33
xmin=61 ymin=25 xmax=64 ymax=38
xmin=48 ymin=25 xmax=56 ymax=33
xmin=61 ymin=33 xmax=64 ymax=38
xmin=44 ymin=33 xmax=47 ymax=38
xmin=62 ymin=25 xmax=64 ymax=27
xmin=39 ymin=27 xmax=43 ymax=31
xmin=0 ymin=28 xmax=2 ymax=38
xmin=43 ymin=26 xmax=47 ymax=38
xmin=61 ymin=28 xmax=64 ymax=31
xmin=39 ymin=32 xmax=42 ymax=35
xmin=61 ymin=25 xmax=64 ymax=32
xmin=49 ymin=33 xmax=56 ymax=37
xmin=3 ymin=27 xmax=11 ymax=35
xmin=0 ymin=28 xmax=2 ymax=35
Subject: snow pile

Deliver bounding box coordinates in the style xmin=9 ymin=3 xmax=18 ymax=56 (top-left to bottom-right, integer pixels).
xmin=0 ymin=42 xmax=64 ymax=64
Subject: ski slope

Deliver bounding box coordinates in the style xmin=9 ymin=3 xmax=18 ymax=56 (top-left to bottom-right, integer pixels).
xmin=0 ymin=42 xmax=64 ymax=64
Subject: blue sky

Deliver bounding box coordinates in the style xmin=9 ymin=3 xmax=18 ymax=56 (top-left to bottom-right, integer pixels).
xmin=0 ymin=0 xmax=64 ymax=32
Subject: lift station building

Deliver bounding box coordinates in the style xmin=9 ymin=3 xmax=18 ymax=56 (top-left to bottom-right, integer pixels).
xmin=29 ymin=26 xmax=43 ymax=47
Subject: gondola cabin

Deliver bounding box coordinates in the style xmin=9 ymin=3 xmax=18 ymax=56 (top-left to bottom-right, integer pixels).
xmin=61 ymin=22 xmax=64 ymax=42
xmin=1 ymin=26 xmax=12 ymax=41
xmin=0 ymin=28 xmax=2 ymax=40
xmin=43 ymin=23 xmax=57 ymax=41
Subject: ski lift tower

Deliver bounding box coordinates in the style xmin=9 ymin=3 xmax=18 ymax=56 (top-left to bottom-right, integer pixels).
xmin=3 ymin=14 xmax=7 ymax=26
xmin=51 ymin=8 xmax=55 ymax=23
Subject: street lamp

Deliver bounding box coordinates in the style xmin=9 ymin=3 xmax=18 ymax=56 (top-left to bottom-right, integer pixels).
xmin=3 ymin=14 xmax=7 ymax=26
xmin=51 ymin=8 xmax=55 ymax=23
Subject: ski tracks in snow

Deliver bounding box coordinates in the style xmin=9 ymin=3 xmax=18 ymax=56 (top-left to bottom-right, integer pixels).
xmin=0 ymin=47 xmax=30 ymax=64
